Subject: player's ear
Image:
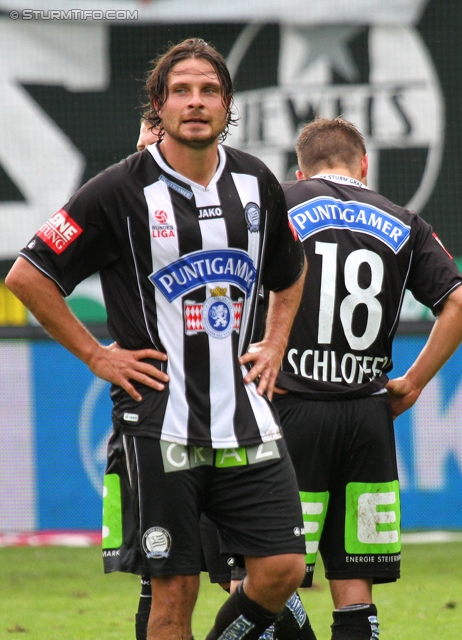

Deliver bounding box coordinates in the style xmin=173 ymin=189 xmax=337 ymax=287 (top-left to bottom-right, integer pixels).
xmin=296 ymin=169 xmax=306 ymax=181
xmin=361 ymin=154 xmax=368 ymax=180
xmin=153 ymin=100 xmax=162 ymax=118
xmin=222 ymin=94 xmax=232 ymax=116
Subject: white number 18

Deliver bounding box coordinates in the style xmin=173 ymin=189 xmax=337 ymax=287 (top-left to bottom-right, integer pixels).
xmin=316 ymin=241 xmax=384 ymax=350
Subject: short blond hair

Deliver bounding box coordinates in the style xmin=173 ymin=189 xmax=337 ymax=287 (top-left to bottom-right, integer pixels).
xmin=296 ymin=117 xmax=366 ymax=176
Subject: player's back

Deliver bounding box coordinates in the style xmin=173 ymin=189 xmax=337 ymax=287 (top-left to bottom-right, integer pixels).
xmin=280 ymin=175 xmax=458 ymax=398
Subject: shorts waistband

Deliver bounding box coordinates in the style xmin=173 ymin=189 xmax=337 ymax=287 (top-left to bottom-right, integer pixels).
xmin=159 ymin=440 xmax=281 ymax=473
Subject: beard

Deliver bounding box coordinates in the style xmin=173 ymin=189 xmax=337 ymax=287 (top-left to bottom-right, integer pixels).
xmin=161 ymin=111 xmax=227 ymax=149
xmin=164 ymin=128 xmax=220 ymax=150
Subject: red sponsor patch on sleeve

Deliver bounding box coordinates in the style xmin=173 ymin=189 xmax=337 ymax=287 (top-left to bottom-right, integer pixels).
xmin=288 ymin=217 xmax=299 ymax=241
xmin=36 ymin=209 xmax=83 ymax=254
xmin=432 ymin=232 xmax=453 ymax=259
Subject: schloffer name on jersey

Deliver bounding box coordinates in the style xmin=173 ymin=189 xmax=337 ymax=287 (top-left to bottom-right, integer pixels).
xmin=289 ymin=196 xmax=411 ymax=253
xmin=287 ymin=347 xmax=389 ymax=385
xmin=150 ymin=249 xmax=257 ymax=302
xmin=36 ymin=209 xmax=83 ymax=254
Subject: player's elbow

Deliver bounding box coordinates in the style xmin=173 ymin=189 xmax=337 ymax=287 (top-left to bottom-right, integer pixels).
xmin=5 ymin=262 xmax=24 ymax=298
xmin=5 ymin=258 xmax=41 ymax=303
xmin=438 ymin=284 xmax=462 ymax=327
xmin=446 ymin=284 xmax=462 ymax=313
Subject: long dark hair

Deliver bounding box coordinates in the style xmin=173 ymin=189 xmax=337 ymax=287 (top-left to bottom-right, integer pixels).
xmin=143 ymin=38 xmax=238 ymax=142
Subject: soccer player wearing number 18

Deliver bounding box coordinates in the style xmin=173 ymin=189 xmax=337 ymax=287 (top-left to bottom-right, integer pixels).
xmin=276 ymin=118 xmax=462 ymax=640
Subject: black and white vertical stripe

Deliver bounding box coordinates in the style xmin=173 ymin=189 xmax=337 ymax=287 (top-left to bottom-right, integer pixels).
xmin=146 ymin=145 xmax=277 ymax=447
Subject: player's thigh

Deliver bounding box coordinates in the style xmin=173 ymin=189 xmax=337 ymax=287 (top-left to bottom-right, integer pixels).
xmin=132 ymin=435 xmax=206 ymax=577
xmin=273 ymin=394 xmax=334 ymax=489
xmin=274 ymin=394 xmax=337 ymax=586
xmin=205 ymin=439 xmax=305 ymax=559
xmin=102 ymin=429 xmax=144 ymax=574
xmin=199 ymin=513 xmax=232 ymax=585
xmin=320 ymin=395 xmax=401 ymax=582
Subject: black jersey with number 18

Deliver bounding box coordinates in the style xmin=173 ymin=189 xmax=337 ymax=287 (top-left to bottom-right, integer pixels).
xmin=280 ymin=174 xmax=462 ymax=399
xmin=20 ymin=144 xmax=304 ymax=447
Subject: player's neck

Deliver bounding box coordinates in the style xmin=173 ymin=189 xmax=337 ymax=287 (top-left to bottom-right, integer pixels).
xmin=159 ymin=136 xmax=220 ymax=187
xmin=315 ymin=166 xmax=364 ymax=184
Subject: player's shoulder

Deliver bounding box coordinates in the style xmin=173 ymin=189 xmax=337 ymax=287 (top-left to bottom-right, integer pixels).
xmin=281 ymin=180 xmax=297 ymax=191
xmin=79 ymin=150 xmax=154 ymax=198
xmin=282 ymin=180 xmax=343 ymax=228
xmin=283 ymin=177 xmax=417 ymax=224
xmin=281 ymin=177 xmax=333 ymax=208
xmin=222 ymin=145 xmax=275 ymax=179
xmin=359 ymin=186 xmax=418 ymax=224
xmin=101 ymin=150 xmax=150 ymax=182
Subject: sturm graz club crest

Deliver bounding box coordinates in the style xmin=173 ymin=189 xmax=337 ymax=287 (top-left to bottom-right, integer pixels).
xmin=227 ymin=3 xmax=444 ymax=214
xmin=142 ymin=527 xmax=172 ymax=559
xmin=245 ymin=201 xmax=260 ymax=232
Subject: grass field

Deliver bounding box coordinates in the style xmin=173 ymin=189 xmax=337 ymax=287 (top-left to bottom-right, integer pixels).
xmin=0 ymin=541 xmax=461 ymax=639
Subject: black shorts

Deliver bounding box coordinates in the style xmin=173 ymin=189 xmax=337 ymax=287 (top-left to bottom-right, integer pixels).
xmin=274 ymin=393 xmax=400 ymax=586
xmin=199 ymin=514 xmax=233 ymax=584
xmin=103 ymin=433 xmax=305 ymax=578
xmin=102 ymin=431 xmax=235 ymax=583
xmin=102 ymin=430 xmax=144 ymax=575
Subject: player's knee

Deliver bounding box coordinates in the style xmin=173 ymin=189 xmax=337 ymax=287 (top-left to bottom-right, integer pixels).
xmin=247 ymin=554 xmax=305 ymax=603
xmin=274 ymin=553 xmax=306 ymax=592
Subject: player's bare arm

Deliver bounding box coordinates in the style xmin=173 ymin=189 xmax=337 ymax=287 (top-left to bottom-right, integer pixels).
xmin=386 ymin=284 xmax=462 ymax=418
xmin=239 ymin=257 xmax=307 ymax=399
xmin=5 ymin=257 xmax=169 ymax=402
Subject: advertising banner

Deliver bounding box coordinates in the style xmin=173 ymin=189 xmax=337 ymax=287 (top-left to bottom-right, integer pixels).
xmin=1 ymin=0 xmax=462 ymax=263
xmin=0 ymin=336 xmax=461 ymax=532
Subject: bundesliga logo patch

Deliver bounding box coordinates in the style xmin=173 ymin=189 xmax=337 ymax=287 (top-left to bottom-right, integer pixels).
xmin=37 ymin=209 xmax=82 ymax=254
xmin=152 ymin=209 xmax=175 ymax=238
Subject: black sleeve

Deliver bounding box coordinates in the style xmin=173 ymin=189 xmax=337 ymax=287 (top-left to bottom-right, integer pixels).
xmin=407 ymin=215 xmax=462 ymax=314
xmin=261 ymin=172 xmax=305 ymax=292
xmin=19 ymin=168 xmax=122 ymax=296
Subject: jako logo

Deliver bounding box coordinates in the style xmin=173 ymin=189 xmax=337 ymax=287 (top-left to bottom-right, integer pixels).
xmin=154 ymin=210 xmax=168 ymax=224
xmin=198 ymin=207 xmax=222 ymax=219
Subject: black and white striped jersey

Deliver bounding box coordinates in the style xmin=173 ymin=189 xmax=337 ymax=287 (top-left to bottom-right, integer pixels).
xmin=279 ymin=174 xmax=462 ymax=399
xmin=20 ymin=144 xmax=304 ymax=447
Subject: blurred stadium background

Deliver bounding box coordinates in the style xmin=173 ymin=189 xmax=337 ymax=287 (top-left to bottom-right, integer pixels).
xmin=0 ymin=0 xmax=461 ymax=537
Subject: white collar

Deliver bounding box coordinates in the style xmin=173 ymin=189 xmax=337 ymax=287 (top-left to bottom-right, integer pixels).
xmin=148 ymin=143 xmax=227 ymax=192
xmin=310 ymin=173 xmax=368 ymax=189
